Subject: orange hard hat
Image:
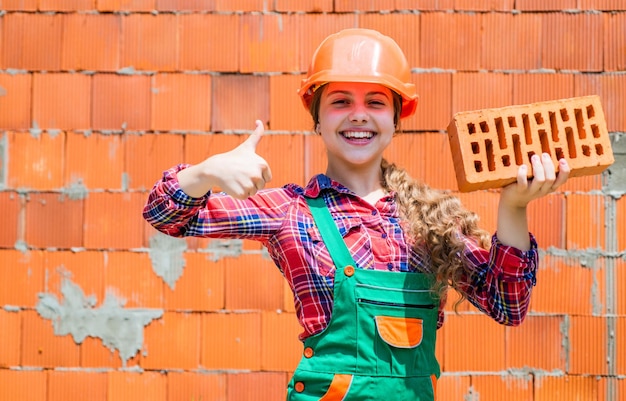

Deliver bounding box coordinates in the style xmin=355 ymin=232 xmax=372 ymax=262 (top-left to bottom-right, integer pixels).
xmin=299 ymin=28 xmax=418 ymax=119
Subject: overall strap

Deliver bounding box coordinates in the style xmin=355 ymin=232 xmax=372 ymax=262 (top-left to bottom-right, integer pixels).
xmin=305 ymin=196 xmax=356 ymax=270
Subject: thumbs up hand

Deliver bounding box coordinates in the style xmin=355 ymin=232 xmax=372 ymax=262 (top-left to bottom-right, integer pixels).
xmin=211 ymin=120 xmax=273 ymax=199
xmin=176 ymin=120 xmax=273 ymax=199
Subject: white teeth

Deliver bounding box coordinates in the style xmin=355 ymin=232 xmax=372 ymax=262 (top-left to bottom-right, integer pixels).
xmin=342 ymin=131 xmax=374 ymax=139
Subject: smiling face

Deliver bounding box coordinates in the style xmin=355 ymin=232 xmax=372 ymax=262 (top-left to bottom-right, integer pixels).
xmin=316 ymin=82 xmax=397 ymax=174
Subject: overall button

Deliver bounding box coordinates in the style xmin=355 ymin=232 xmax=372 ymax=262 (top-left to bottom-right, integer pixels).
xmin=295 ymin=382 xmax=305 ymax=393
xmin=303 ymin=347 xmax=314 ymax=358
xmin=344 ymin=265 xmax=355 ymax=277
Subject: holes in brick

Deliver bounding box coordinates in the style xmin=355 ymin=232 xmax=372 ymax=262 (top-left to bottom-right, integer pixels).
xmin=480 ymin=121 xmax=489 ymax=133
xmin=539 ymin=129 xmax=551 ymax=155
xmin=555 ymin=147 xmax=564 ymax=160
xmin=471 ymin=142 xmax=480 ymax=154
xmin=522 ymin=114 xmax=533 ymax=145
xmin=513 ymin=135 xmax=522 ymax=165
xmin=485 ymin=139 xmax=495 ymax=172
xmin=587 ymin=104 xmax=595 ymax=119
xmin=549 ymin=111 xmax=559 ymax=142
xmin=527 ymin=151 xmax=536 ymax=163
xmin=502 ymin=155 xmax=511 ymax=167
xmin=508 ymin=116 xmax=517 ymax=128
xmin=535 ymin=112 xmax=544 ymax=125
xmin=591 ymin=124 xmax=600 ymax=138
xmin=596 ymin=144 xmax=604 ymax=155
xmin=474 ymin=160 xmax=483 ymax=173
xmin=565 ymin=127 xmax=577 ymax=158
xmin=560 ymin=108 xmax=569 ymax=121
xmin=495 ymin=117 xmax=507 ymax=149
xmin=582 ymin=145 xmax=590 ymax=157
xmin=468 ymin=123 xmax=476 ymax=134
xmin=575 ymin=108 xmax=587 ymax=139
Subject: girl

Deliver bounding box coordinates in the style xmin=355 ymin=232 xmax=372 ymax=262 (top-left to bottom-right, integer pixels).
xmin=143 ymin=29 xmax=569 ymax=400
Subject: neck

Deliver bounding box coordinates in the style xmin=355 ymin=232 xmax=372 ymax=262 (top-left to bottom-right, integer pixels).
xmin=326 ymin=160 xmax=387 ymax=203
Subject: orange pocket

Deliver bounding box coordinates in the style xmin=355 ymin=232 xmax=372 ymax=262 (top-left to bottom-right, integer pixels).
xmin=375 ymin=316 xmax=423 ymax=348
xmin=319 ymin=374 xmax=352 ymax=401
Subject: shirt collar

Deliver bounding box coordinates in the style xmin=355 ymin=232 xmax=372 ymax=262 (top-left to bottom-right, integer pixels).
xmin=302 ymin=174 xmax=397 ymax=203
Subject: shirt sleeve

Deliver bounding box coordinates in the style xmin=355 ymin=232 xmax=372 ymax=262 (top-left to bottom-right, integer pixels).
xmin=142 ymin=164 xmax=291 ymax=240
xmin=459 ymin=233 xmax=539 ymax=326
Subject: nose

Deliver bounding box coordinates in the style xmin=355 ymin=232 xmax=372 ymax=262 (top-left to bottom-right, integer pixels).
xmin=348 ymin=103 xmax=369 ymax=123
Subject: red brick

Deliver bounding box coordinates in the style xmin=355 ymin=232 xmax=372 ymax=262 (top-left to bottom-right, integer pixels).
xmin=121 ymin=14 xmax=178 ymax=71
xmin=541 ymin=13 xmax=603 ymax=72
xmin=531 ymin=255 xmax=606 ymax=315
xmin=104 ymin=251 xmax=164 ymax=308
xmin=0 ymin=370 xmax=47 ymax=401
xmin=61 ymin=14 xmax=121 ymax=72
xmin=167 ymin=371 xmax=227 ymax=401
xmin=576 ymin=73 xmax=626 ymax=132
xmin=513 ymin=73 xmax=575 ymax=107
xmin=215 ymin=0 xmax=268 ymax=11
xmin=0 ymin=250 xmax=46 ymax=308
xmin=0 ymin=73 xmax=32 ymax=129
xmin=471 ymin=375 xmax=533 ymax=401
xmin=48 ymin=370 xmax=107 ymax=401
xmin=257 ymin=134 xmax=306 ymax=187
xmin=151 ymin=73 xmax=211 ymax=131
xmin=535 ymin=376 xmax=599 ymax=401
xmin=65 ymin=131 xmax=124 ymax=190
xmin=482 ymin=13 xmax=541 ymax=70
xmin=527 ymin=193 xmax=566 ymax=248
xmin=618 ymin=199 xmax=626 ymax=255
xmin=22 ymin=309 xmax=81 ymax=367
xmin=3 ymin=13 xmax=63 ymax=71
xmin=269 ymin=74 xmax=312 ymax=131
xmin=224 ymin=254 xmax=284 ymax=311
xmin=283 ymin=281 xmax=296 ymax=313
xmin=456 ymin=191 xmax=500 ymax=234
xmin=98 ymin=0 xmax=155 ymax=11
xmin=516 ymin=0 xmax=576 ymax=10
xmin=226 ymin=372 xmax=289 ymax=401
xmin=604 ymin=13 xmax=626 ymax=71
xmin=421 ymin=13 xmax=481 ymax=70
xmin=107 ymin=371 xmax=167 ymax=401
xmin=296 ymin=13 xmax=357 ymax=72
xmin=580 ymin=0 xmax=626 ymax=9
xmin=80 ymin=335 xmax=140 ymax=368
xmin=505 ymin=315 xmax=566 ymax=371
xmin=443 ymin=314 xmax=506 ymax=371
xmin=566 ymin=193 xmax=606 ymax=250
xmin=39 ymin=0 xmax=95 ymax=11
xmin=124 ymin=133 xmax=184 ymax=190
xmin=0 ymin=191 xmax=20 ymax=248
xmin=455 ymin=0 xmax=513 ymax=10
xmin=453 ymin=72 xmax=514 ymax=115
xmin=569 ymin=317 xmax=608 ymax=375
xmin=616 ymin=316 xmax=626 ymax=375
xmin=448 ymin=95 xmax=613 ymax=192
xmin=1 ymin=0 xmax=38 ymax=10
xmin=183 ymin=133 xmax=245 ymax=166
xmin=436 ymin=375 xmax=470 ymax=401
xmin=143 ymin=311 xmax=201 ymax=370
xmin=0 ymin=309 xmax=21 ymax=367
xmin=261 ymin=311 xmax=302 ymax=371
xmin=83 ymin=192 xmax=147 ymax=249
xmin=395 ymin=0 xmax=454 ymax=9
xmin=275 ymin=0 xmax=333 ymax=12
xmin=156 ymin=0 xmax=215 ymax=11
xmin=6 ymin=131 xmax=64 ymax=190
xmin=33 ymin=73 xmax=91 ymax=130
xmin=334 ymin=0 xmax=394 ymax=11
xmin=201 ymin=312 xmax=262 ymax=370
xmin=92 ymin=74 xmax=151 ymax=130
xmin=25 ymin=192 xmax=84 ymax=248
xmin=403 ymin=72 xmax=452 ymax=132
xmin=163 ymin=252 xmax=226 ymax=311
xmin=239 ymin=14 xmax=299 ymax=73
xmin=178 ymin=13 xmax=239 ymax=72
xmin=211 ymin=75 xmax=270 ymax=131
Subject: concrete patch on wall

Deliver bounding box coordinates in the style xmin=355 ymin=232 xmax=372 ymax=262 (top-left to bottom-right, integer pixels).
xmin=0 ymin=132 xmax=5 ymax=187
xmin=204 ymin=238 xmax=243 ymax=261
xmin=36 ymin=278 xmax=163 ymax=366
xmin=604 ymin=133 xmax=626 ymax=197
xmin=148 ymin=231 xmax=187 ymax=289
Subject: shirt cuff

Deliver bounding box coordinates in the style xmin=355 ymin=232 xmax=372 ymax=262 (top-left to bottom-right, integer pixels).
xmin=161 ymin=164 xmax=211 ymax=206
xmin=489 ymin=233 xmax=539 ymax=285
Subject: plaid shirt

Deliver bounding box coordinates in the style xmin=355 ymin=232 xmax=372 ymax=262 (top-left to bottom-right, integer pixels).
xmin=143 ymin=165 xmax=538 ymax=339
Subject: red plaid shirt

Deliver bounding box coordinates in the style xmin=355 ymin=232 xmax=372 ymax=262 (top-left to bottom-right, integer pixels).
xmin=143 ymin=165 xmax=538 ymax=339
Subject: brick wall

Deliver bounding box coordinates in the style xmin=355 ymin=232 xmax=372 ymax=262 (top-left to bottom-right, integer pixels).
xmin=0 ymin=1 xmax=625 ymax=400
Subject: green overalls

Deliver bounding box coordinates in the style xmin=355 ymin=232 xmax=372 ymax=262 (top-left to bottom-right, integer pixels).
xmin=286 ymin=196 xmax=440 ymax=400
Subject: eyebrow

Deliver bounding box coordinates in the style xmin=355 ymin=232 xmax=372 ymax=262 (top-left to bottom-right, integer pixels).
xmin=326 ymin=90 xmax=391 ymax=99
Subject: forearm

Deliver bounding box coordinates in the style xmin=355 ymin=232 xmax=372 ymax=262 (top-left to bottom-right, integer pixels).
xmin=176 ymin=161 xmax=218 ymax=198
xmin=496 ymin=200 xmax=530 ymax=251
